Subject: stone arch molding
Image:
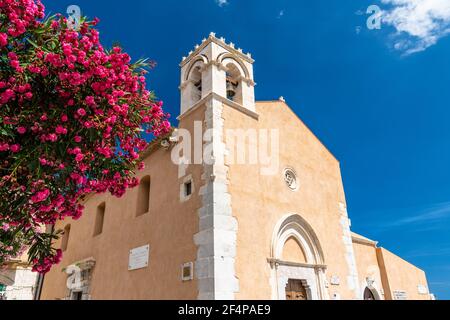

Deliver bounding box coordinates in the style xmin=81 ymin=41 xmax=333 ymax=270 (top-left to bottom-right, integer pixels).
xmin=270 ymin=214 xmax=328 ymax=300
xmin=184 ymin=55 xmax=209 ymax=81
xmin=271 ymin=213 xmax=325 ymax=265
xmin=218 ymin=53 xmax=250 ymax=79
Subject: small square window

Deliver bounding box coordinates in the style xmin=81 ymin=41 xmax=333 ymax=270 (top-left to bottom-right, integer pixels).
xmin=184 ymin=181 xmax=192 ymax=197
xmin=180 ymin=176 xmax=194 ymax=202
xmin=181 ymin=262 xmax=194 ymax=281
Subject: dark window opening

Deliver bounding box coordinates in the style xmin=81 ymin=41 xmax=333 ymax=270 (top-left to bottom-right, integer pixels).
xmin=364 ymin=287 xmax=376 ymax=300
xmin=183 ymin=265 xmax=191 ymax=278
xmin=184 ymin=181 xmax=192 ymax=197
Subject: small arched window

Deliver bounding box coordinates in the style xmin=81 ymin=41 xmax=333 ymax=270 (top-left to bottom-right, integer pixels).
xmin=136 ymin=176 xmax=150 ymax=216
xmin=61 ymin=224 xmax=71 ymax=252
xmin=94 ymin=202 xmax=106 ymax=236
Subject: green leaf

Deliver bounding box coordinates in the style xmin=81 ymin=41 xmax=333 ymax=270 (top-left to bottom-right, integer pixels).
xmin=26 ymin=38 xmax=40 ymax=49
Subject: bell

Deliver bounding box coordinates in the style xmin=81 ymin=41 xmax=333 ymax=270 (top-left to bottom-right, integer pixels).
xmin=226 ymin=80 xmax=237 ymax=100
xmin=194 ymin=80 xmax=202 ymax=92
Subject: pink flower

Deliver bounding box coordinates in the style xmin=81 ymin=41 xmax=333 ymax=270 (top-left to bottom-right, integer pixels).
xmin=1 ymin=89 xmax=15 ymax=104
xmin=10 ymin=60 xmax=20 ymax=69
xmin=31 ymin=189 xmax=50 ymax=203
xmin=0 ymin=143 xmax=9 ymax=152
xmin=10 ymin=144 xmax=21 ymax=153
xmin=0 ymin=4 xmax=170 ymax=273
xmin=55 ymin=125 xmax=67 ymax=135
xmin=77 ymin=108 xmax=87 ymax=117
xmin=85 ymin=96 xmax=95 ymax=106
xmin=17 ymin=127 xmax=26 ymax=134
xmin=0 ymin=33 xmax=8 ymax=47
xmin=7 ymin=52 xmax=17 ymax=60
xmin=54 ymin=249 xmax=63 ymax=264
xmin=47 ymin=134 xmax=58 ymax=142
xmin=51 ymin=21 xmax=59 ymax=29
xmin=75 ymin=153 xmax=84 ymax=162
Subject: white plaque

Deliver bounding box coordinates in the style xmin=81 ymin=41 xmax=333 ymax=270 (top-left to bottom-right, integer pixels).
xmin=418 ymin=285 xmax=428 ymax=295
xmin=128 ymin=245 xmax=150 ymax=271
xmin=330 ymin=275 xmax=340 ymax=286
xmin=393 ymin=290 xmax=408 ymax=300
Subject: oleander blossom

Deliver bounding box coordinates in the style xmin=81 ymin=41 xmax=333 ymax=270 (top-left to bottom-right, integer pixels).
xmin=0 ymin=0 xmax=171 ymax=273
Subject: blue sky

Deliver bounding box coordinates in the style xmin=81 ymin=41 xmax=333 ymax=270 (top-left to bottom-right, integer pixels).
xmin=45 ymin=0 xmax=450 ymax=299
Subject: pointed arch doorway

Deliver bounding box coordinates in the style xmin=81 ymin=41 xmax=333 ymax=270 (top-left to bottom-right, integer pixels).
xmin=269 ymin=214 xmax=328 ymax=300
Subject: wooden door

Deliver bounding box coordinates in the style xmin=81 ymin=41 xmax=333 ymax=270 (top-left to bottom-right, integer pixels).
xmin=285 ymin=279 xmax=308 ymax=300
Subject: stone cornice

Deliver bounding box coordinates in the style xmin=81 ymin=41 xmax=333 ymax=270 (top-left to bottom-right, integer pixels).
xmin=267 ymin=258 xmax=327 ymax=271
xmin=177 ymin=92 xmax=259 ymax=121
xmin=351 ymin=235 xmax=378 ymax=247
xmin=180 ymin=33 xmax=254 ymax=68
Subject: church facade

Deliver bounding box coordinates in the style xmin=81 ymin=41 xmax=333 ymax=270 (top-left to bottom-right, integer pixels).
xmin=40 ymin=34 xmax=432 ymax=300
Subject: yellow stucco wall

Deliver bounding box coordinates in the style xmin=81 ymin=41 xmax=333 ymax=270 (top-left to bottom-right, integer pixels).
xmin=39 ymin=98 xmax=431 ymax=300
xmin=40 ymin=106 xmax=206 ymax=300
xmin=352 ymin=239 xmax=384 ymax=299
xmin=282 ymin=237 xmax=307 ymax=264
xmin=376 ymin=247 xmax=430 ymax=300
xmin=226 ymin=101 xmax=355 ymax=300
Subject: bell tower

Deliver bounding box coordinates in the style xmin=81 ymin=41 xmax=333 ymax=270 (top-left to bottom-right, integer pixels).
xmin=179 ymin=32 xmax=256 ymax=116
xmin=177 ymin=33 xmax=257 ymax=300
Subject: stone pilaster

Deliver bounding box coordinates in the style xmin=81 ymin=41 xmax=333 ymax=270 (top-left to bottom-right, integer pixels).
xmin=194 ymin=97 xmax=239 ymax=300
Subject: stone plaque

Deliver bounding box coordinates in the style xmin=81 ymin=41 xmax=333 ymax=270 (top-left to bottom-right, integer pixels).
xmin=393 ymin=290 xmax=407 ymax=300
xmin=128 ymin=245 xmax=150 ymax=271
xmin=418 ymin=285 xmax=428 ymax=295
xmin=330 ymin=275 xmax=340 ymax=286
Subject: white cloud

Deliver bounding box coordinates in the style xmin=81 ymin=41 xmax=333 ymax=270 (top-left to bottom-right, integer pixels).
xmin=387 ymin=201 xmax=450 ymax=227
xmin=215 ymin=0 xmax=229 ymax=7
xmin=405 ymin=247 xmax=450 ymax=258
xmin=381 ymin=0 xmax=450 ymax=54
xmin=277 ymin=10 xmax=285 ymax=19
xmin=365 ymin=201 xmax=450 ymax=233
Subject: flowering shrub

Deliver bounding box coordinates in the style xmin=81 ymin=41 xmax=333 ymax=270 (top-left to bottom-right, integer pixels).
xmin=0 ymin=0 xmax=170 ymax=273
